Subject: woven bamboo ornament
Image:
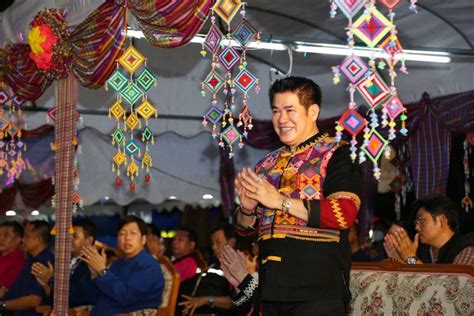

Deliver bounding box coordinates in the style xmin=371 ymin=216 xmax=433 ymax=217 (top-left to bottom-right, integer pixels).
xmin=200 ymin=0 xmax=260 ymax=158
xmin=107 ymin=39 xmax=158 ymax=191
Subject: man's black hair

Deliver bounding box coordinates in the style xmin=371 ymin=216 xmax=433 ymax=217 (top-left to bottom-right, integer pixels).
xmin=0 ymin=221 xmax=24 ymax=238
xmin=73 ymin=219 xmax=97 ymax=242
xmin=118 ymin=215 xmax=147 ymax=236
xmin=210 ymin=223 xmax=236 ymax=241
xmin=268 ymin=76 xmax=322 ymax=111
xmin=28 ymin=220 xmax=51 ymax=245
xmin=413 ymin=195 xmax=459 ymax=233
xmin=177 ymin=226 xmax=198 ymax=243
xmin=146 ymin=223 xmax=161 ymax=238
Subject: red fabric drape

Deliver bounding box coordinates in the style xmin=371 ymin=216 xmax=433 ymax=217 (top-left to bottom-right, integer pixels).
xmin=0 ymin=178 xmax=54 ymax=214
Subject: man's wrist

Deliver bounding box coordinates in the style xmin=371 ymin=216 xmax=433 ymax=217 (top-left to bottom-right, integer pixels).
xmin=238 ymin=205 xmax=255 ymax=216
xmin=281 ymin=195 xmax=291 ymax=214
xmin=406 ymin=256 xmax=420 ymax=264
xmin=97 ymin=267 xmax=108 ymax=277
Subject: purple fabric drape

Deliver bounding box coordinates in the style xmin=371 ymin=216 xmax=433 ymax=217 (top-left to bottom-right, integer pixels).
xmin=408 ymin=91 xmax=474 ymax=198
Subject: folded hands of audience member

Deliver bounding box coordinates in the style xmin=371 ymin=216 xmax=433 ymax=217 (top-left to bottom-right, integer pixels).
xmin=31 ymin=262 xmax=54 ymax=286
xmin=219 ymin=245 xmax=249 ymax=289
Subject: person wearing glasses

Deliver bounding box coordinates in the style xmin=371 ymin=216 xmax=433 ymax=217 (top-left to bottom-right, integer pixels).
xmin=384 ymin=195 xmax=474 ymax=266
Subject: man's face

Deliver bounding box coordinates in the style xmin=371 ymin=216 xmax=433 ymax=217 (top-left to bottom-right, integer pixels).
xmin=22 ymin=225 xmax=40 ymax=255
xmin=0 ymin=226 xmax=22 ymax=254
xmin=172 ymin=230 xmax=195 ymax=259
xmin=271 ymin=92 xmax=319 ymax=151
xmin=415 ymin=208 xmax=442 ymax=246
xmin=117 ymin=222 xmax=146 ymax=259
xmin=211 ymin=230 xmax=230 ymax=258
xmin=71 ymin=226 xmax=93 ymax=258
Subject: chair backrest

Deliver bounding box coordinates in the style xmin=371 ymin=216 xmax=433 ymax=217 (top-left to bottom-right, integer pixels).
xmin=156 ymin=255 xmax=180 ymax=316
xmin=350 ymin=261 xmax=474 ymax=315
xmin=116 ymin=309 xmax=157 ymax=316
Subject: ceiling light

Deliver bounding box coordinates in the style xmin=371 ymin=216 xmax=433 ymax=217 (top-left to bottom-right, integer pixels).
xmin=294 ymin=43 xmax=451 ymax=63
xmin=126 ymin=30 xmax=287 ymax=51
xmin=125 ymin=30 xmax=451 ymax=63
xmin=31 ymin=210 xmax=40 ymax=216
xmin=202 ymin=194 xmax=213 ymax=200
xmin=6 ymin=210 xmax=16 ymax=216
xmin=168 ymin=196 xmax=177 ymax=200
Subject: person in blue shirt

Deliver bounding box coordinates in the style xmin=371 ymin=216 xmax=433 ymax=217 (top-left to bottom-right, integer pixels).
xmin=31 ymin=219 xmax=100 ymax=308
xmin=0 ymin=220 xmax=54 ymax=316
xmin=81 ymin=215 xmax=164 ymax=316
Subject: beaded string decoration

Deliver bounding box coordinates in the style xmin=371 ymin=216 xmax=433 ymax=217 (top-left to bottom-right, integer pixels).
xmin=0 ymin=83 xmax=29 ymax=186
xmin=200 ymin=0 xmax=260 ymax=158
xmin=106 ymin=39 xmax=158 ymax=191
xmin=330 ymin=0 xmax=413 ymax=180
xmin=462 ymin=133 xmax=473 ymax=212
xmin=378 ymin=0 xmax=408 ymax=140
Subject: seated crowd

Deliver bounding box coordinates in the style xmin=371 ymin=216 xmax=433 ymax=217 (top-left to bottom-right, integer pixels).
xmin=0 ymin=195 xmax=471 ymax=316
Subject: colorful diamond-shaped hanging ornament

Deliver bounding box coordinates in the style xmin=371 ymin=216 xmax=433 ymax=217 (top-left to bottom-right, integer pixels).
xmin=218 ymin=46 xmax=240 ymax=71
xmin=383 ymin=95 xmax=406 ymax=120
xmin=0 ymin=89 xmax=9 ymax=106
xmin=233 ymin=19 xmax=258 ymax=48
xmin=136 ymin=68 xmax=156 ymax=92
xmin=6 ymin=123 xmax=19 ymax=138
xmin=120 ymin=82 xmax=143 ymax=105
xmin=125 ymin=112 xmax=140 ymax=131
xmin=0 ymin=118 xmax=8 ymax=130
xmin=127 ymin=160 xmax=139 ymax=180
xmin=239 ymin=106 xmax=252 ymax=126
xmin=126 ymin=140 xmax=139 ymax=156
xmin=233 ymin=68 xmax=257 ymax=94
xmin=112 ymin=128 xmax=125 ymax=145
xmin=72 ymin=192 xmax=82 ymax=205
xmin=142 ymin=126 xmax=153 ymax=142
xmin=380 ymin=36 xmax=403 ymax=68
xmin=213 ymin=0 xmax=241 ymax=24
xmin=380 ymin=0 xmax=401 ymax=10
xmin=109 ymin=100 xmax=126 ymax=121
xmin=356 ymin=73 xmax=390 ymax=108
xmin=353 ymin=7 xmax=394 ymax=48
xmin=11 ymin=95 xmax=24 ymax=107
xmin=203 ymin=70 xmax=225 ymax=94
xmin=362 ymin=128 xmax=389 ymax=164
xmin=339 ymin=55 xmax=369 ymax=84
xmin=142 ymin=151 xmax=152 ymax=169
xmin=117 ymin=45 xmax=145 ymax=74
xmin=113 ymin=150 xmax=126 ymax=167
xmin=136 ymin=100 xmax=157 ymax=120
xmin=204 ymin=25 xmax=224 ymax=53
xmin=334 ymin=0 xmax=366 ymax=19
xmin=107 ymin=70 xmax=128 ymax=92
xmin=221 ymin=125 xmax=241 ymax=145
xmin=205 ymin=106 xmax=223 ymax=125
xmin=339 ymin=109 xmax=366 ymax=136
xmin=47 ymin=108 xmax=57 ymax=122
